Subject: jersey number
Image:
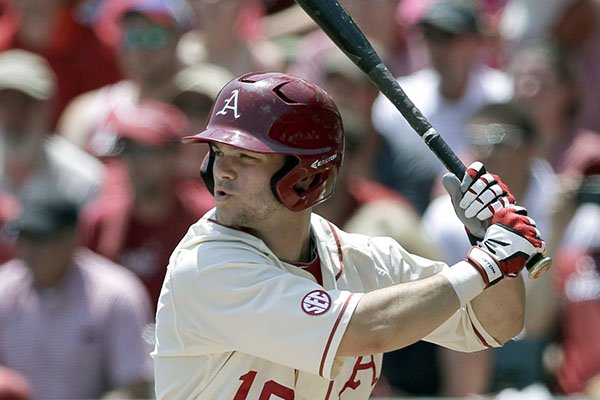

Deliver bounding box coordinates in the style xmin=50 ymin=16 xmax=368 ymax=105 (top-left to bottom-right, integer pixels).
xmin=233 ymin=371 xmax=294 ymax=400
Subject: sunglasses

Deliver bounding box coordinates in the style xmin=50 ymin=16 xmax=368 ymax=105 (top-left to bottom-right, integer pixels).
xmin=122 ymin=26 xmax=170 ymax=50
xmin=420 ymin=27 xmax=459 ymax=43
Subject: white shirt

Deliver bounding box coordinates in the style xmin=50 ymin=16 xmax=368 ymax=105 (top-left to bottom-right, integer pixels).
xmin=370 ymin=65 xmax=512 ymax=210
xmin=153 ymin=211 xmax=500 ymax=399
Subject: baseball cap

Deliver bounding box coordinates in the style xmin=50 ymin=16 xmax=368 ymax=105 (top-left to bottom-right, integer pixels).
xmin=122 ymin=0 xmax=192 ymax=30
xmin=500 ymin=0 xmax=575 ymax=46
xmin=106 ymin=100 xmax=190 ymax=148
xmin=0 ymin=50 xmax=56 ymax=100
xmin=171 ymin=63 xmax=235 ymax=101
xmin=12 ymin=192 xmax=79 ymax=240
xmin=419 ymin=0 xmax=481 ymax=35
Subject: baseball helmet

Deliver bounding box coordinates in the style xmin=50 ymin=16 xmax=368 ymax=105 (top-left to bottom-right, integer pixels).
xmin=182 ymin=72 xmax=344 ymax=212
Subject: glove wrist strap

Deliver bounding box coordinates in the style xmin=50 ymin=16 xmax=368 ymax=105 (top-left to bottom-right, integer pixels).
xmin=440 ymin=261 xmax=486 ymax=306
xmin=467 ymin=246 xmax=503 ymax=287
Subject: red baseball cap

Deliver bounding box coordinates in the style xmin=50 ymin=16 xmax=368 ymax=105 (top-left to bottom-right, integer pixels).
xmin=106 ymin=100 xmax=190 ymax=148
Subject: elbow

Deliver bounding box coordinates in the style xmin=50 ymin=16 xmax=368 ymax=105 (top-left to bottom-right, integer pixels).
xmin=496 ymin=305 xmax=525 ymax=345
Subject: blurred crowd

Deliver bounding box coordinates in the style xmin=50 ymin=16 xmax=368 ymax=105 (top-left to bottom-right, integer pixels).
xmin=0 ymin=0 xmax=598 ymax=398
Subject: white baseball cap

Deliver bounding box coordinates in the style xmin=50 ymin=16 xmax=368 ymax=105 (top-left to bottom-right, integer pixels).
xmin=0 ymin=49 xmax=56 ymax=100
xmin=500 ymin=0 xmax=575 ymax=46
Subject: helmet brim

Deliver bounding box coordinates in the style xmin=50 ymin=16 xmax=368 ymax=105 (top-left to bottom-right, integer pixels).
xmin=182 ymin=127 xmax=334 ymax=156
xmin=182 ymin=128 xmax=281 ymax=153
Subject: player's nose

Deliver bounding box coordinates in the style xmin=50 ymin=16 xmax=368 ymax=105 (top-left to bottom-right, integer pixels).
xmin=213 ymin=156 xmax=237 ymax=181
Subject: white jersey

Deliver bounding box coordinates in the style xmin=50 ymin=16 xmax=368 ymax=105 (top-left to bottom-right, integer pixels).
xmin=153 ymin=211 xmax=500 ymax=399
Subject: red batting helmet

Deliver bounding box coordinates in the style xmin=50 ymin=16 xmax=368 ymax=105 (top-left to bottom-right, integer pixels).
xmin=182 ymin=72 xmax=344 ymax=212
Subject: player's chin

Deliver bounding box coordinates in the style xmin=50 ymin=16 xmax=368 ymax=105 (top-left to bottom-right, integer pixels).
xmin=214 ymin=208 xmax=244 ymax=228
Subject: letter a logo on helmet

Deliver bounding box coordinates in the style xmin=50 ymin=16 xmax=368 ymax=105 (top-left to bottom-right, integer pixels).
xmin=182 ymin=72 xmax=345 ymax=212
xmin=215 ymin=89 xmax=240 ymax=119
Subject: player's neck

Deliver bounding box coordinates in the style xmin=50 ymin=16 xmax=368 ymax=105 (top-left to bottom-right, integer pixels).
xmin=250 ymin=211 xmax=313 ymax=263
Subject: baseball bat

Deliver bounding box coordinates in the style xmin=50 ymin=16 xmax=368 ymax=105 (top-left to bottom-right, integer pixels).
xmin=295 ymin=0 xmax=551 ymax=279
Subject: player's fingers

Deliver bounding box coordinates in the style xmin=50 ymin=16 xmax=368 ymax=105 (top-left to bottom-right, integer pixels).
xmin=460 ymin=173 xmax=497 ymax=209
xmin=461 ymin=161 xmax=486 ymax=192
xmin=495 ymin=176 xmax=516 ymax=204
xmin=474 ymin=195 xmax=511 ymax=220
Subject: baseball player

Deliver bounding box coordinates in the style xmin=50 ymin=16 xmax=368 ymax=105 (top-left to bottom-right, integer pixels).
xmin=152 ymin=72 xmax=545 ymax=399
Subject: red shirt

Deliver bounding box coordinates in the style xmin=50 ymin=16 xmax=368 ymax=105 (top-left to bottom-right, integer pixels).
xmin=81 ymin=164 xmax=214 ymax=311
xmin=554 ymin=248 xmax=600 ymax=394
xmin=0 ymin=0 xmax=122 ymax=126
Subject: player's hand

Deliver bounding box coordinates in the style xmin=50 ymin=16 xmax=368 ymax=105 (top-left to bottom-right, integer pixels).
xmin=466 ymin=205 xmax=546 ymax=287
xmin=443 ymin=161 xmax=515 ymax=243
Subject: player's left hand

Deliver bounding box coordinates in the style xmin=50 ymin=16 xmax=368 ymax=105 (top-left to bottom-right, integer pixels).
xmin=443 ymin=161 xmax=515 ymax=243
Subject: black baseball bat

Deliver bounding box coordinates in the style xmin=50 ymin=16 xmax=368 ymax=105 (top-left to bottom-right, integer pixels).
xmin=295 ymin=0 xmax=551 ymax=279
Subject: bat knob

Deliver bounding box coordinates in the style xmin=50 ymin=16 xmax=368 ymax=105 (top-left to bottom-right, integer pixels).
xmin=526 ymin=253 xmax=552 ymax=280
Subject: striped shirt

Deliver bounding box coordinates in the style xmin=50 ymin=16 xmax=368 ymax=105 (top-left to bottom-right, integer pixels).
xmin=0 ymin=248 xmax=153 ymax=399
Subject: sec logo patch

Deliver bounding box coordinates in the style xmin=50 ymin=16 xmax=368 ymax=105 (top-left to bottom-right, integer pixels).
xmin=301 ymin=290 xmax=331 ymax=315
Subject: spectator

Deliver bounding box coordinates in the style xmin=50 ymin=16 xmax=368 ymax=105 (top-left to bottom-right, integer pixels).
xmin=508 ymin=40 xmax=583 ymax=171
xmin=288 ymin=0 xmax=422 ymax=87
xmin=0 ymin=190 xmax=153 ymax=399
xmin=166 ymin=62 xmax=233 ymax=179
xmin=371 ymin=0 xmax=512 ymax=213
xmin=0 ymin=0 xmax=122 ymax=126
xmin=422 ymin=102 xmax=560 ymax=395
xmin=178 ymin=0 xmax=283 ymax=76
xmin=58 ymin=0 xmax=188 ymax=158
xmin=552 ymin=133 xmax=600 ymax=396
xmin=500 ymin=0 xmax=600 ymax=133
xmin=80 ymin=100 xmax=213 ymax=311
xmin=0 ymin=49 xmax=103 ymax=263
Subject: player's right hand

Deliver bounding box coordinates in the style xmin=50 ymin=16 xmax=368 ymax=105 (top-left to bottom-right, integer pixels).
xmin=466 ymin=205 xmax=546 ymax=287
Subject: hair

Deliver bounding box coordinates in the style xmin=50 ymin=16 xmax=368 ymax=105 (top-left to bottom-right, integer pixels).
xmin=470 ymin=101 xmax=537 ymax=143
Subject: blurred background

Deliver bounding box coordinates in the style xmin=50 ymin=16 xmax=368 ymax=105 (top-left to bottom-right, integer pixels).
xmin=0 ymin=0 xmax=599 ymax=398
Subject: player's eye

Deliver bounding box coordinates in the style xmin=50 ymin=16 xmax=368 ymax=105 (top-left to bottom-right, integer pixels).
xmin=211 ymin=146 xmax=224 ymax=157
xmin=239 ymin=153 xmax=258 ymax=160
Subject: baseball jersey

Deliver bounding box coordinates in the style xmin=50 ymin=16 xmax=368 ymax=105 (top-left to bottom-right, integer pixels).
xmin=153 ymin=210 xmax=500 ymax=399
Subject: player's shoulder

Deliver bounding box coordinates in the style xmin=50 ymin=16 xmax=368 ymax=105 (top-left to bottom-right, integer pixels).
xmin=311 ymin=213 xmax=401 ymax=258
xmin=168 ymin=215 xmax=277 ymax=276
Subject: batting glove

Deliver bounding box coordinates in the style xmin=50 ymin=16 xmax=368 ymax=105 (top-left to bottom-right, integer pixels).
xmin=466 ymin=205 xmax=546 ymax=287
xmin=443 ymin=161 xmax=515 ymax=244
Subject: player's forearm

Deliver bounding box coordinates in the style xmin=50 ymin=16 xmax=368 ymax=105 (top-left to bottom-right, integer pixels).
xmin=471 ymin=275 xmax=525 ymax=344
xmin=337 ymin=274 xmax=460 ymax=357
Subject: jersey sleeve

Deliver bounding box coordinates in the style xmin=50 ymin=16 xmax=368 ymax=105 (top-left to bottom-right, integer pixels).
xmin=154 ymin=242 xmax=363 ymax=379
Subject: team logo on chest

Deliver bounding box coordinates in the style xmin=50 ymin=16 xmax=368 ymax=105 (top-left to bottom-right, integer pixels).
xmin=216 ymin=89 xmax=241 ymax=119
xmin=301 ymin=290 xmax=331 ymax=315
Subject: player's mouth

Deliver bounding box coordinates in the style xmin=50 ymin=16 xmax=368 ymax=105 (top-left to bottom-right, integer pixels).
xmin=214 ymin=189 xmax=231 ymax=202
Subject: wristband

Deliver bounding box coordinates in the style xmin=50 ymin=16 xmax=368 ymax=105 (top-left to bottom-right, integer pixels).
xmin=440 ymin=261 xmax=486 ymax=306
xmin=467 ymin=246 xmax=503 ymax=286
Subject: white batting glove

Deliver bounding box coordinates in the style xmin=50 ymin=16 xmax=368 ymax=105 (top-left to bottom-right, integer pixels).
xmin=467 ymin=205 xmax=546 ymax=287
xmin=442 ymin=162 xmax=515 ymax=242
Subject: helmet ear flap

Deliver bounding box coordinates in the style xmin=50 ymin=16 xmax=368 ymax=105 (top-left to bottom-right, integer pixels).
xmin=200 ymin=151 xmax=215 ymax=194
xmin=272 ymin=156 xmax=338 ymax=212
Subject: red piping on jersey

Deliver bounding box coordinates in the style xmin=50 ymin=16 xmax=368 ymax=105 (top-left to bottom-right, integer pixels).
xmin=326 ymin=221 xmax=344 ymax=280
xmin=319 ymin=293 xmax=355 ymax=377
xmin=470 ymin=320 xmax=493 ymax=349
xmin=324 ymin=380 xmax=334 ymax=400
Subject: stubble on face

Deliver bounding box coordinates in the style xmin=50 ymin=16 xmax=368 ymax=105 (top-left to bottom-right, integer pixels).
xmin=216 ymin=186 xmax=286 ymax=228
